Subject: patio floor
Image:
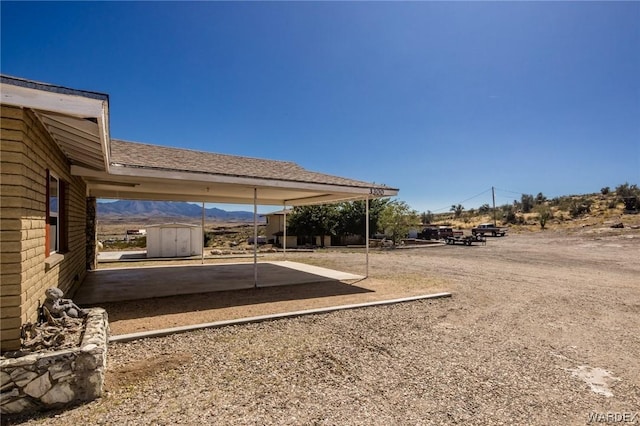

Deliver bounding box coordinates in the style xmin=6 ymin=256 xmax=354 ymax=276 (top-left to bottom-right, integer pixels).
xmin=73 ymin=261 xmax=364 ymax=305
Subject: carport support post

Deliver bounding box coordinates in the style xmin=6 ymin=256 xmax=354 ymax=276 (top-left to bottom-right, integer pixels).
xmin=283 ymin=204 xmax=287 ymax=259
xmin=366 ymin=196 xmax=370 ymax=278
xmin=254 ymin=188 xmax=258 ymax=288
xmin=201 ymin=202 xmax=205 ymax=265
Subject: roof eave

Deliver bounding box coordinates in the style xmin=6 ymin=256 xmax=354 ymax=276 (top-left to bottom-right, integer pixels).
xmin=0 ymin=75 xmax=111 ymax=172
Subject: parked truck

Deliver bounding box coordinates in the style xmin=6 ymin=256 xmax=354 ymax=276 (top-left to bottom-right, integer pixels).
xmin=418 ymin=226 xmax=461 ymax=240
xmin=471 ymin=223 xmax=508 ymax=237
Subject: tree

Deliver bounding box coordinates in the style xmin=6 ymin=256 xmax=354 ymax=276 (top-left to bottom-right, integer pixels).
xmin=420 ymin=210 xmax=434 ymax=225
xmin=287 ymin=204 xmax=339 ymax=247
xmin=378 ymin=201 xmax=420 ymax=245
xmin=336 ymin=199 xmax=388 ymax=238
xmin=521 ymin=194 xmax=535 ymax=213
xmin=450 ymin=204 xmax=464 ymax=218
xmin=615 ymin=182 xmax=640 ymax=210
xmin=502 ymin=204 xmax=517 ymax=224
xmin=478 ymin=204 xmax=491 ymax=214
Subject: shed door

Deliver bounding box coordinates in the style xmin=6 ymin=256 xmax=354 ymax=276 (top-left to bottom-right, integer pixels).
xmin=161 ymin=228 xmax=177 ymax=257
xmin=176 ymin=228 xmax=191 ymax=257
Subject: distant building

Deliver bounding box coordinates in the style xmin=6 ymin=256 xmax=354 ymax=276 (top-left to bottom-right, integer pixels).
xmin=263 ymin=209 xmax=331 ymax=248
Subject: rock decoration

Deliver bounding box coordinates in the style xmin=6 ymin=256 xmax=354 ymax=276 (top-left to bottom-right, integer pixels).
xmin=0 ymin=308 xmax=109 ymax=415
xmin=19 ymin=288 xmax=89 ymax=353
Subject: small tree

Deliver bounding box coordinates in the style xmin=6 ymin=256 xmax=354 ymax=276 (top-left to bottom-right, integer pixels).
xmin=379 ymin=201 xmax=420 ymax=245
xmin=420 ymin=210 xmax=434 ymax=225
xmin=536 ymin=206 xmax=551 ymax=229
xmin=336 ymin=198 xmax=388 ymax=239
xmin=521 ymin=194 xmax=535 ymax=213
xmin=450 ymin=204 xmax=464 ymax=218
xmin=287 ymin=204 xmax=339 ymax=247
xmin=502 ymin=204 xmax=517 ymax=224
xmin=478 ymin=204 xmax=491 ymax=214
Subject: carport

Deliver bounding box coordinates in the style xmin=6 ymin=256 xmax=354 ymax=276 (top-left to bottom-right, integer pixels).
xmin=1 ymin=75 xmax=398 ymax=303
xmin=74 ymin=138 xmax=397 ymax=295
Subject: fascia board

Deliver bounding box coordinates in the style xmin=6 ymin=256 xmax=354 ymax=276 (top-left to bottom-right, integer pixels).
xmin=105 ymin=164 xmax=390 ymax=196
xmin=1 ymin=83 xmax=106 ymax=118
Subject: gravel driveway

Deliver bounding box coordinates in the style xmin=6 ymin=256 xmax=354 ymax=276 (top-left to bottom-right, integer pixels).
xmin=9 ymin=228 xmax=640 ymax=425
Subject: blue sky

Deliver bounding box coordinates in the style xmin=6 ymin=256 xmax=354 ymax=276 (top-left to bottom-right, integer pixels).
xmin=2 ymin=2 xmax=639 ymax=213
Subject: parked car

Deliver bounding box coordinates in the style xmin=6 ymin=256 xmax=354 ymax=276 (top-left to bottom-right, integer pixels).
xmin=471 ymin=223 xmax=508 ymax=237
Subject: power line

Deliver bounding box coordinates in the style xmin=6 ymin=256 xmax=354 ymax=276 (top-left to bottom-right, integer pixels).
xmin=494 ymin=187 xmax=526 ymax=196
xmin=430 ymin=188 xmax=493 ymax=213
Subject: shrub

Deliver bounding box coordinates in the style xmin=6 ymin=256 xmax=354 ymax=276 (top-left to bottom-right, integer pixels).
xmin=569 ymin=198 xmax=593 ymax=217
xmin=536 ymin=206 xmax=551 ymax=229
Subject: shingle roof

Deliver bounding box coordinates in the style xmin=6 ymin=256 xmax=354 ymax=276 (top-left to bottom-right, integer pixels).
xmin=110 ymin=139 xmax=396 ymax=190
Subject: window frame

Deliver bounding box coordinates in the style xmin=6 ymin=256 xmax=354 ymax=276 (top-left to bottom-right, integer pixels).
xmin=46 ymin=170 xmax=67 ymax=257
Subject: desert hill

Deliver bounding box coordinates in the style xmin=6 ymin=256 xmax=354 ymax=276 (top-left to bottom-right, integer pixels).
xmin=97 ymin=200 xmax=258 ymax=222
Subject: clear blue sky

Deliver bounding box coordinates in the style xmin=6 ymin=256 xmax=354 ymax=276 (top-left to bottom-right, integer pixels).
xmin=2 ymin=2 xmax=639 ymax=213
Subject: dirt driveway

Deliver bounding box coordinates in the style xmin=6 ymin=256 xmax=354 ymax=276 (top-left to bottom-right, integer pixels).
xmin=13 ymin=228 xmax=640 ymax=425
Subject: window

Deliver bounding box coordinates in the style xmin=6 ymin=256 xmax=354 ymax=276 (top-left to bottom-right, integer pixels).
xmin=46 ymin=170 xmax=66 ymax=256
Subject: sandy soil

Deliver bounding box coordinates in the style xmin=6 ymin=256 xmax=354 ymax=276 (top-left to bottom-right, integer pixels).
xmin=9 ymin=226 xmax=640 ymax=425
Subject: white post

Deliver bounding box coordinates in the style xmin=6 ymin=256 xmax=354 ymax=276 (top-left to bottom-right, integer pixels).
xmin=253 ymin=188 xmax=258 ymax=288
xmin=366 ymin=196 xmax=370 ymax=278
xmin=201 ymin=202 xmax=205 ymax=265
xmin=283 ymin=204 xmax=287 ymax=260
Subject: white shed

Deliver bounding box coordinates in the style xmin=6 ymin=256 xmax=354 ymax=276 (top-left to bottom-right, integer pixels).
xmin=146 ymin=223 xmax=203 ymax=258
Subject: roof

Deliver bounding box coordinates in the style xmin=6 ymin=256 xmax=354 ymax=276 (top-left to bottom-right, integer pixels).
xmin=1 ymin=74 xmax=398 ymax=206
xmin=110 ymin=139 xmax=387 ymax=190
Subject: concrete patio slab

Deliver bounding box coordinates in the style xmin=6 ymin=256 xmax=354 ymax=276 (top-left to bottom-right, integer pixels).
xmin=73 ymin=261 xmax=364 ymax=305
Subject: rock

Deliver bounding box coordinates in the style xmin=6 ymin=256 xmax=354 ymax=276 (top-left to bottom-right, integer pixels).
xmin=81 ymin=343 xmax=98 ymax=353
xmin=1 ymin=396 xmax=36 ymax=415
xmin=610 ymin=222 xmax=624 ymax=228
xmin=24 ymin=372 xmax=52 ymax=398
xmin=10 ymin=370 xmax=37 ymax=387
xmin=73 ymin=354 xmax=98 ymax=371
xmin=48 ymin=359 xmax=73 ymax=380
xmin=0 ymin=371 xmax=11 ymax=388
xmin=41 ymin=382 xmax=75 ymax=405
xmin=0 ymin=387 xmax=20 ymax=404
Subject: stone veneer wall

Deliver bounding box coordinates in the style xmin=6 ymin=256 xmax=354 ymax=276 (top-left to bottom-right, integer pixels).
xmin=1 ymin=105 xmax=88 ymax=351
xmin=0 ymin=308 xmax=109 ymax=415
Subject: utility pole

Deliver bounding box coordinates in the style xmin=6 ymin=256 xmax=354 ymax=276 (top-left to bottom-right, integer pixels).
xmin=492 ymin=186 xmax=497 ymax=227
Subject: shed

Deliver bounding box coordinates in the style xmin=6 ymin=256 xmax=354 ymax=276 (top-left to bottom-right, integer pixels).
xmin=146 ymin=223 xmax=203 ymax=258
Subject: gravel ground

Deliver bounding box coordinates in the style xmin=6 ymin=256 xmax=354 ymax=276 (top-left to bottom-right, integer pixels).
xmin=7 ymin=227 xmax=640 ymax=425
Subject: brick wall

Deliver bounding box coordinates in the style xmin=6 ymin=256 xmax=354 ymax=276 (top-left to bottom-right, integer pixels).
xmin=1 ymin=106 xmax=88 ymax=352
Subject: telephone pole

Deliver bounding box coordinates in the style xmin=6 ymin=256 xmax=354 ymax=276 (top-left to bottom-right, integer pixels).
xmin=492 ymin=186 xmax=497 ymax=227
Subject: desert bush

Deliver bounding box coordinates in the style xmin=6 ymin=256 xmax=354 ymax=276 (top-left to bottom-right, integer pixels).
xmin=601 ymin=187 xmax=610 ymax=195
xmin=521 ymin=194 xmax=535 ymax=213
xmin=536 ymin=206 xmax=551 ymax=229
xmin=569 ymin=198 xmax=593 ymax=217
xmin=502 ymin=205 xmax=517 ymax=224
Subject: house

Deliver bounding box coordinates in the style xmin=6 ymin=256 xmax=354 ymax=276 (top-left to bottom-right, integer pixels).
xmin=263 ymin=209 xmax=330 ymax=248
xmin=0 ymin=75 xmax=398 ymax=351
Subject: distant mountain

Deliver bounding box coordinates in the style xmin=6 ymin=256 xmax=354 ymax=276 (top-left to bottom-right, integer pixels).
xmin=97 ymin=200 xmax=258 ymax=221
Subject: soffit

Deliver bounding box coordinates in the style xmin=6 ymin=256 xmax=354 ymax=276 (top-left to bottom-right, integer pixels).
xmin=1 ymin=75 xmax=110 ymax=172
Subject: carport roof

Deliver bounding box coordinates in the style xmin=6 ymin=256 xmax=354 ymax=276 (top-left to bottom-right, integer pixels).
xmin=1 ymin=75 xmax=398 ymax=206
